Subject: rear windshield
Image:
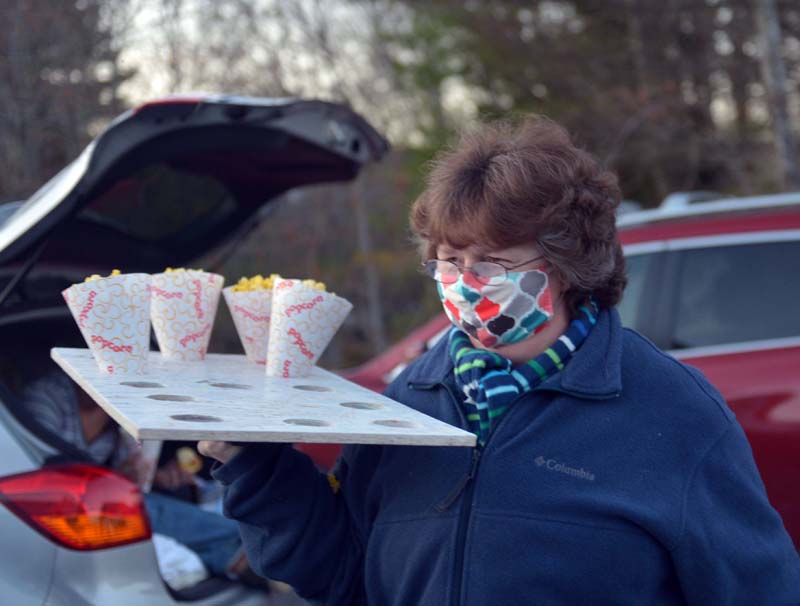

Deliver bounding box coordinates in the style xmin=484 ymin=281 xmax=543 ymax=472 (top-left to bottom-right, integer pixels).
xmin=78 ymin=163 xmax=236 ymax=241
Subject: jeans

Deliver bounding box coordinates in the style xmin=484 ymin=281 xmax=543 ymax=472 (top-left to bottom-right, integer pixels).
xmin=144 ymin=491 xmax=241 ymax=577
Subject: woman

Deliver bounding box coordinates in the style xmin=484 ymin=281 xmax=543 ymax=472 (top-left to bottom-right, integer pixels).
xmin=200 ymin=116 xmax=800 ymax=605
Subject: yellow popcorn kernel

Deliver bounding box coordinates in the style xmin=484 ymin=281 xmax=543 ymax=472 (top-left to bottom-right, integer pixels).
xmin=232 ymin=273 xmax=283 ymax=291
xmin=233 ymin=276 xmax=254 ymax=292
xmin=164 ymin=267 xmax=204 ymax=274
xmin=84 ymin=269 xmax=122 ymax=282
xmin=262 ymin=274 xmax=282 ymax=289
xmin=327 ymin=473 xmax=341 ymax=495
xmin=302 ymin=279 xmax=327 ymax=292
xmin=176 ymin=447 xmax=203 ymax=474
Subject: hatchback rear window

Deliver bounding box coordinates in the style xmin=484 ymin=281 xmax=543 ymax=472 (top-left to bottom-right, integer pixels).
xmin=671 ymin=240 xmax=800 ymax=348
xmin=79 ymin=164 xmax=236 ymax=241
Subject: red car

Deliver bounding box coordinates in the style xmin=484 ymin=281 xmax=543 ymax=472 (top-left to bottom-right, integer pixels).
xmin=346 ymin=193 xmax=800 ymax=548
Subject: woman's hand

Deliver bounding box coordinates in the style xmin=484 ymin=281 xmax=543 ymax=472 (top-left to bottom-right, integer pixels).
xmin=198 ymin=440 xmax=242 ymax=465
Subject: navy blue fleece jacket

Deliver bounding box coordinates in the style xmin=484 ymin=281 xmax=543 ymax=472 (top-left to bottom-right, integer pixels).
xmin=213 ymin=308 xmax=800 ymax=605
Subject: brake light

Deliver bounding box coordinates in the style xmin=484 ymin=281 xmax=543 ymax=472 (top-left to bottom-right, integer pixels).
xmin=133 ymin=97 xmax=203 ymax=114
xmin=0 ymin=464 xmax=151 ymax=550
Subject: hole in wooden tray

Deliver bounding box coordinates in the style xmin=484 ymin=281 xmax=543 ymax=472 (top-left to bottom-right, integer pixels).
xmin=292 ymin=385 xmax=332 ymax=392
xmin=121 ymin=381 xmax=165 ymax=388
xmin=340 ymin=401 xmax=383 ymax=410
xmin=209 ymin=383 xmax=253 ymax=390
xmin=373 ymin=419 xmax=420 ymax=429
xmin=171 ymin=414 xmax=222 ymax=423
xmin=283 ymin=418 xmax=331 ymax=427
xmin=148 ymin=394 xmax=195 ymax=402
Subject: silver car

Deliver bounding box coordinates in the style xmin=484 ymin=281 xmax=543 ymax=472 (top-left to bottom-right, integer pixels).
xmin=0 ymin=95 xmax=387 ymax=605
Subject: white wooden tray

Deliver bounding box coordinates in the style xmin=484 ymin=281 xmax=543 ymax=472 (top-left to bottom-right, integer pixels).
xmin=51 ymin=348 xmax=476 ymax=447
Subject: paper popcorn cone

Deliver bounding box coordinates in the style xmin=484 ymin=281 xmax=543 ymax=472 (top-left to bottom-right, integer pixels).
xmin=62 ymin=273 xmax=151 ymax=374
xmin=149 ymin=270 xmax=224 ymax=361
xmin=222 ymin=286 xmax=273 ymax=364
xmin=266 ymin=278 xmax=353 ymax=378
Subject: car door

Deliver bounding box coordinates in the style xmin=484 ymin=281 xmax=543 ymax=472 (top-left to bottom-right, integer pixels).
xmin=661 ymin=231 xmax=800 ymax=547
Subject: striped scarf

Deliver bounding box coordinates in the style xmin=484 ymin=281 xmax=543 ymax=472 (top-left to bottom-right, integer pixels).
xmin=448 ymin=303 xmax=598 ymax=447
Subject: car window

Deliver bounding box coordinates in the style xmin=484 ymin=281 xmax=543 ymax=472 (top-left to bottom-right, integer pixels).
xmin=671 ymin=240 xmax=800 ymax=348
xmin=617 ymin=253 xmax=655 ymax=332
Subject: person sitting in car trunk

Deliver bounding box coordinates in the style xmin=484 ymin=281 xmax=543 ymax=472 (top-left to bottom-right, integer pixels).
xmin=22 ymin=369 xmax=253 ymax=584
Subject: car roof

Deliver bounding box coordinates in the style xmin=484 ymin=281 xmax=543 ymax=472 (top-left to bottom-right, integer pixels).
xmin=617 ymin=193 xmax=800 ymax=245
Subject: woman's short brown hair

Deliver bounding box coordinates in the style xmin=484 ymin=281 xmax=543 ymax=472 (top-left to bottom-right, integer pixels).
xmin=410 ymin=115 xmax=627 ymax=315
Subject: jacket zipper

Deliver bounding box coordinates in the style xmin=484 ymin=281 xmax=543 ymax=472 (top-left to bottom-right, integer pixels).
xmin=412 ymin=363 xmax=619 ymax=605
xmin=434 ymin=382 xmax=543 ymax=606
xmin=449 ymin=446 xmax=481 ymax=606
xmin=433 ymin=382 xmax=530 ymax=513
xmin=435 ymin=447 xmax=481 ymax=512
xmin=426 ymin=380 xmax=480 ymax=606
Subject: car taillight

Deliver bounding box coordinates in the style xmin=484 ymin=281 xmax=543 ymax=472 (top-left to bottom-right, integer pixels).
xmin=0 ymin=464 xmax=151 ymax=550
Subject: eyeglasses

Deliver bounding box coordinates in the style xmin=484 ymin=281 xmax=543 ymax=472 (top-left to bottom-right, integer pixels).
xmin=421 ymin=255 xmax=544 ymax=286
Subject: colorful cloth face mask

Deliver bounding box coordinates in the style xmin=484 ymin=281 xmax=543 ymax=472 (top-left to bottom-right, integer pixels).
xmin=437 ymin=269 xmax=554 ymax=348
